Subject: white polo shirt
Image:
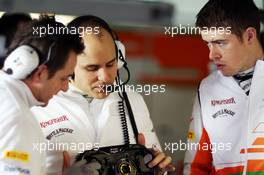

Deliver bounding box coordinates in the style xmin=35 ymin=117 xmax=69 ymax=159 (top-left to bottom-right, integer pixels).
xmin=0 ymin=71 xmax=46 ymax=175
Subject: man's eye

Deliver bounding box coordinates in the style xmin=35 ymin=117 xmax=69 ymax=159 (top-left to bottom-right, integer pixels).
xmin=85 ymin=66 xmax=98 ymax=71
xmin=218 ymin=43 xmax=224 ymax=47
xmin=106 ymin=63 xmax=114 ymax=67
xmin=61 ymin=77 xmax=69 ymax=81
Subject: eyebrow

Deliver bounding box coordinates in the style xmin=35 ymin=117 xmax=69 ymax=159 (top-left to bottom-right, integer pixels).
xmin=204 ymin=39 xmax=226 ymax=44
xmin=106 ymin=58 xmax=116 ymax=64
xmin=85 ymin=57 xmax=116 ymax=67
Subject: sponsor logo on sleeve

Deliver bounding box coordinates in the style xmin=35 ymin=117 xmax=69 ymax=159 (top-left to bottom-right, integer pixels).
xmin=4 ymin=151 xmax=29 ymax=162
xmin=187 ymin=131 xmax=195 ymax=141
xmin=3 ymin=165 xmax=30 ymax=174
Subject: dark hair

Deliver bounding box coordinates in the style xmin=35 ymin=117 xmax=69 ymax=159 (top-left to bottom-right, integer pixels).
xmin=8 ymin=16 xmax=84 ymax=78
xmin=0 ymin=13 xmax=32 ymax=68
xmin=196 ymin=0 xmax=261 ymax=41
xmin=0 ymin=12 xmax=32 ymax=48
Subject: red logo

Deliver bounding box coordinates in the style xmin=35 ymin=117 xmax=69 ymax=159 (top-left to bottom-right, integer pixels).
xmin=211 ymin=97 xmax=236 ymax=106
xmin=40 ymin=115 xmax=69 ymax=128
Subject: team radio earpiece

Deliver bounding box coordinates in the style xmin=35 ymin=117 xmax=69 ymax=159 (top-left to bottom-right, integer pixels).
xmin=3 ymin=45 xmax=40 ymax=79
xmin=2 ymin=42 xmax=55 ymax=79
xmin=115 ymin=40 xmax=126 ymax=69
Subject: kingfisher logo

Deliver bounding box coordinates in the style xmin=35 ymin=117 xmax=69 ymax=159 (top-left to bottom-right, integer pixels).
xmin=211 ymin=97 xmax=236 ymax=106
xmin=40 ymin=115 xmax=69 ymax=128
xmin=212 ymin=109 xmax=235 ymax=119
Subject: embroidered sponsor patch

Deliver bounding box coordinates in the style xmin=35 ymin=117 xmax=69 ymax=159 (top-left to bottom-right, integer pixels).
xmin=46 ymin=128 xmax=74 ymax=140
xmin=212 ymin=109 xmax=235 ymax=119
xmin=4 ymin=151 xmax=29 ymax=162
xmin=3 ymin=165 xmax=30 ymax=174
xmin=40 ymin=115 xmax=69 ymax=128
xmin=211 ymin=97 xmax=236 ymax=106
xmin=187 ymin=131 xmax=195 ymax=141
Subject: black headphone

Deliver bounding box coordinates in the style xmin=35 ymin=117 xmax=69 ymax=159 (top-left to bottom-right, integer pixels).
xmin=68 ymin=15 xmax=130 ymax=85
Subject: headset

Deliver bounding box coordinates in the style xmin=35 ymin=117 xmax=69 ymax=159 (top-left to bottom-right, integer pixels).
xmin=2 ymin=42 xmax=56 ymax=79
xmin=2 ymin=14 xmax=63 ymax=80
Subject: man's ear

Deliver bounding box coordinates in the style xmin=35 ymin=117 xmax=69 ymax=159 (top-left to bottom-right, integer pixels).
xmin=244 ymin=27 xmax=257 ymax=44
xmin=30 ymin=64 xmax=49 ymax=83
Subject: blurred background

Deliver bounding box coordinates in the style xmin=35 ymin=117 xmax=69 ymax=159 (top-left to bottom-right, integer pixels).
xmin=0 ymin=0 xmax=263 ymax=174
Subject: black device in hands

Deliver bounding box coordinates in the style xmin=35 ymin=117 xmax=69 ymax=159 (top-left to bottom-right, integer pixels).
xmin=70 ymin=92 xmax=159 ymax=175
xmin=75 ymin=144 xmax=157 ymax=175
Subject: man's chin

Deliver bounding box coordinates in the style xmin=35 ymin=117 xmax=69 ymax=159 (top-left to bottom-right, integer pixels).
xmin=221 ymin=71 xmax=235 ymax=77
xmin=93 ymin=92 xmax=110 ymax=99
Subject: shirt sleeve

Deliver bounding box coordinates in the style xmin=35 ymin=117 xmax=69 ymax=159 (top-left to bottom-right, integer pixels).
xmin=183 ymin=93 xmax=214 ymax=175
xmin=0 ymin=113 xmax=45 ymax=175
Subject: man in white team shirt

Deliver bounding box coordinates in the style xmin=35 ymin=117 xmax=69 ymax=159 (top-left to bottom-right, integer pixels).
xmin=32 ymin=15 xmax=175 ymax=175
xmin=0 ymin=16 xmax=83 ymax=175
xmin=184 ymin=0 xmax=264 ymax=174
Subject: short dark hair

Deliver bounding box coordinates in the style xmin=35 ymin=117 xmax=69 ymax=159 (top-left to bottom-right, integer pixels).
xmin=8 ymin=16 xmax=84 ymax=78
xmin=196 ymin=0 xmax=261 ymax=41
xmin=0 ymin=12 xmax=32 ymax=48
xmin=0 ymin=13 xmax=32 ymax=68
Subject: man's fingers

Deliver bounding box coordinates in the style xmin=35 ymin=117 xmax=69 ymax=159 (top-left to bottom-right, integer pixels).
xmin=63 ymin=151 xmax=71 ymax=172
xmin=158 ymin=156 xmax=172 ymax=169
xmin=160 ymin=164 xmax=176 ymax=174
xmin=137 ymin=133 xmax=146 ymax=146
xmin=147 ymin=152 xmax=175 ymax=174
xmin=148 ymin=152 xmax=166 ymax=168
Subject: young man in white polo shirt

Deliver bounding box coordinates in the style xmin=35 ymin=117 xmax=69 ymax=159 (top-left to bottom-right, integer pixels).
xmin=184 ymin=0 xmax=264 ymax=174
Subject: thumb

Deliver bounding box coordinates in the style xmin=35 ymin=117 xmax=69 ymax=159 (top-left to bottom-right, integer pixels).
xmin=137 ymin=133 xmax=146 ymax=146
xmin=63 ymin=151 xmax=71 ymax=173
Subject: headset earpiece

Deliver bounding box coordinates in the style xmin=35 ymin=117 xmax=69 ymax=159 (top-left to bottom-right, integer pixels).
xmin=3 ymin=45 xmax=39 ymax=79
xmin=115 ymin=40 xmax=126 ymax=69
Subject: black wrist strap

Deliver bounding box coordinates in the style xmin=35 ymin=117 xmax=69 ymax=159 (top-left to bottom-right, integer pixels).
xmin=122 ymin=91 xmax=139 ymax=144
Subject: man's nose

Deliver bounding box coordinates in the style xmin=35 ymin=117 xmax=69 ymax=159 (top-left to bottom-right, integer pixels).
xmin=209 ymin=45 xmax=221 ymax=61
xmin=98 ymin=68 xmax=110 ymax=82
xmin=61 ymin=80 xmax=69 ymax=92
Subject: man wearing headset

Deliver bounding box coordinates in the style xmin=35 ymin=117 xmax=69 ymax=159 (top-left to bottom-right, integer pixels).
xmin=32 ymin=15 xmax=175 ymax=175
xmin=184 ymin=0 xmax=264 ymax=174
xmin=0 ymin=17 xmax=83 ymax=175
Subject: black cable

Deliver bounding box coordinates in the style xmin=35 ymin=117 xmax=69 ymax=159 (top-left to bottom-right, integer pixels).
xmin=118 ymin=100 xmax=130 ymax=145
xmin=122 ymin=91 xmax=139 ymax=144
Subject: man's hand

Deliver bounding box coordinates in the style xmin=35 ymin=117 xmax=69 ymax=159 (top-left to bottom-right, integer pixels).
xmin=138 ymin=133 xmax=175 ymax=174
xmin=63 ymin=151 xmax=71 ymax=174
